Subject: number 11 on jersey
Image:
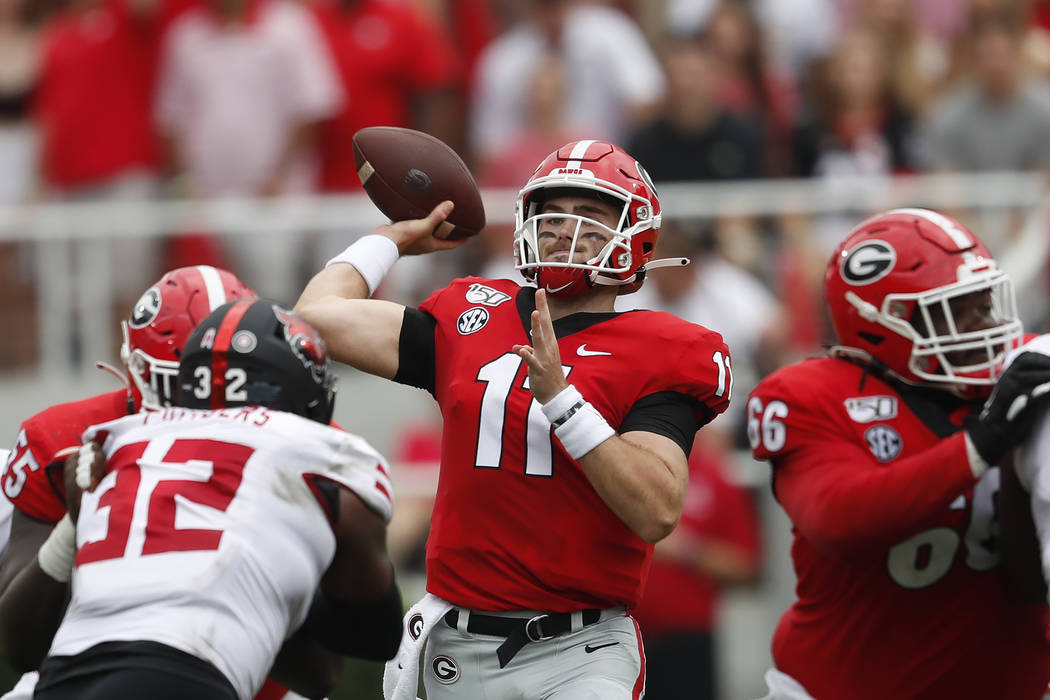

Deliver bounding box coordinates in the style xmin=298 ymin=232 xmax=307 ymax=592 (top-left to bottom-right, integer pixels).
xmin=476 ymin=353 xmax=571 ymax=477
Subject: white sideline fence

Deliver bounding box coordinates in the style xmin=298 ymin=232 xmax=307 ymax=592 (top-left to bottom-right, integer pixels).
xmin=0 ymin=172 xmax=1048 ymax=699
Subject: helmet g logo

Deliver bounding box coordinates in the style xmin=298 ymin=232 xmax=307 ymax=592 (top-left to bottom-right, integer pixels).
xmin=841 ymin=241 xmax=896 ymax=286
xmin=129 ymin=288 xmax=162 ymax=329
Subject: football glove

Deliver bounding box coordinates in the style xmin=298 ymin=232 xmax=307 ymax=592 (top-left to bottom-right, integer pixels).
xmin=966 ymin=351 xmax=1050 ymax=465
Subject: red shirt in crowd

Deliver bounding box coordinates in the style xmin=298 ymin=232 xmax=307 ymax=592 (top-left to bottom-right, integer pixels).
xmin=310 ymin=0 xmax=461 ymax=192
xmin=34 ymin=0 xmax=194 ymax=189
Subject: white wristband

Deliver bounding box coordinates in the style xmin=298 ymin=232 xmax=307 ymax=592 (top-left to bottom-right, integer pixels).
xmin=541 ymin=386 xmax=584 ymax=426
xmin=325 ymin=234 xmax=400 ymax=297
xmin=37 ymin=514 xmax=76 ymax=583
xmin=541 ymin=386 xmax=615 ymax=460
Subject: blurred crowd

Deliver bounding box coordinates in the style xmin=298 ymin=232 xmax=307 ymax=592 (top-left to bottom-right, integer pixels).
xmin=3 ymin=1 xmax=1050 ymax=697
xmin=1 ymin=0 xmax=1049 ymax=361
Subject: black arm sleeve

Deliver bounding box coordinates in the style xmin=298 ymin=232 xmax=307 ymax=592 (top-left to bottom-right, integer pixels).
xmin=393 ymin=307 xmax=437 ymax=396
xmin=620 ymin=391 xmax=706 ymax=456
xmin=300 ymin=581 xmax=404 ymax=661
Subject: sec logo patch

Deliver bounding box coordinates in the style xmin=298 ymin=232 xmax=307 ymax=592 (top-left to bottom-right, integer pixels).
xmin=457 ymin=307 xmax=490 ymax=335
xmin=865 ymin=425 xmax=902 ymax=462
xmin=432 ymin=655 xmax=459 ymax=684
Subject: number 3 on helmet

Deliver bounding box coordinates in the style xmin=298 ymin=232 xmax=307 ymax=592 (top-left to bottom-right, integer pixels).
xmin=121 ymin=266 xmax=257 ymax=411
xmin=824 ymin=208 xmax=1023 ymax=395
xmin=176 ymin=299 xmax=336 ymax=424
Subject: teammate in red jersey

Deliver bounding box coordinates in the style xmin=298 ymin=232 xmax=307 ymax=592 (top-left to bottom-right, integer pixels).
xmin=296 ymin=140 xmax=731 ymax=698
xmin=746 ymin=208 xmax=1050 ymax=699
xmin=0 ymin=267 xmax=337 ymax=700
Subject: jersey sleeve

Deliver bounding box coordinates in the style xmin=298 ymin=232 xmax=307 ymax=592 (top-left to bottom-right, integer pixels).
xmin=649 ymin=315 xmax=732 ymax=427
xmin=747 ymin=368 xmax=979 ymax=553
xmin=1 ymin=418 xmax=72 ymax=523
xmin=308 ymin=428 xmax=394 ymax=524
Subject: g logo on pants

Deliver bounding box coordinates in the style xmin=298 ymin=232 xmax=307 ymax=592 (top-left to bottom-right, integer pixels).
xmin=432 ymin=655 xmax=459 ymax=684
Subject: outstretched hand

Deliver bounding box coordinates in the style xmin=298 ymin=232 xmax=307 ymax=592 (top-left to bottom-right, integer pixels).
xmin=376 ymin=201 xmax=469 ymax=256
xmin=512 ymin=289 xmax=569 ymax=404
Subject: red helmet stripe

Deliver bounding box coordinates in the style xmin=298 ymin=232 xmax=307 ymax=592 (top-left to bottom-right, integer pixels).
xmin=209 ymin=300 xmax=252 ymax=408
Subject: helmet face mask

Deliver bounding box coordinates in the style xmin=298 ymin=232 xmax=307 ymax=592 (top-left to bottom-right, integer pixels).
xmin=827 ymin=208 xmax=1023 ymax=396
xmin=121 ymin=266 xmax=257 ymax=410
xmin=513 ymin=140 xmax=661 ymax=297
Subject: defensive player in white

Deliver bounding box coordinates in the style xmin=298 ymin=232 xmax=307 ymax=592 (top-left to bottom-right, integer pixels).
xmin=1003 ymin=335 xmax=1050 ymax=605
xmin=16 ymin=299 xmax=403 ymax=700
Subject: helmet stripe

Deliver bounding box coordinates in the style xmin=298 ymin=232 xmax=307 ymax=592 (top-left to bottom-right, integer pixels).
xmin=195 ymin=265 xmax=229 ymax=311
xmin=565 ymin=139 xmax=596 ymax=169
xmin=890 ymin=208 xmax=973 ymax=250
xmin=209 ymin=300 xmax=252 ymax=409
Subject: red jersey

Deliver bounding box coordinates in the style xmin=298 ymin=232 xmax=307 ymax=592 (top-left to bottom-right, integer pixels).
xmin=748 ymin=355 xmax=1050 ymax=699
xmin=3 ymin=390 xmax=132 ymax=524
xmin=402 ymin=277 xmax=730 ymax=612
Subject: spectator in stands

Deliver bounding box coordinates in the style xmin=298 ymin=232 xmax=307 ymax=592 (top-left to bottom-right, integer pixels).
xmin=33 ymin=0 xmax=190 ymax=365
xmin=627 ymin=33 xmax=764 ymax=183
xmin=469 ymin=0 xmax=665 ymax=164
xmin=922 ymin=6 xmax=1050 ymax=173
xmin=792 ymin=28 xmax=919 ymax=180
xmin=704 ymin=0 xmax=798 ymax=176
xmin=632 ymin=436 xmax=761 ymax=700
xmin=310 ymin=0 xmax=464 ymax=193
xmin=0 ymin=0 xmax=46 ymax=369
xmin=850 ymin=0 xmax=950 ymax=116
xmin=156 ymin=0 xmax=343 ymax=303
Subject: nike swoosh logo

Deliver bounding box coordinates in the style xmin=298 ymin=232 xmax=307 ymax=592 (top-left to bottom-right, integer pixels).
xmin=545 ymin=281 xmax=573 ymax=294
xmin=577 ymin=344 xmax=612 ymax=357
xmin=584 ymin=642 xmax=619 ymax=653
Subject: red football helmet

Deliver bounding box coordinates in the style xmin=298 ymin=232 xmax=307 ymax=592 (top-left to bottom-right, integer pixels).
xmin=121 ymin=266 xmax=257 ymax=410
xmin=825 ymin=208 xmax=1022 ymax=395
xmin=513 ymin=140 xmax=662 ymax=297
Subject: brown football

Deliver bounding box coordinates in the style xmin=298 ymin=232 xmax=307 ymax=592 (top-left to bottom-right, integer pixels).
xmin=352 ymin=126 xmax=486 ymax=240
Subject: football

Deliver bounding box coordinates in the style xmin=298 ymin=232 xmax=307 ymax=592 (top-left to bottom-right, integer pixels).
xmin=352 ymin=126 xmax=486 ymax=240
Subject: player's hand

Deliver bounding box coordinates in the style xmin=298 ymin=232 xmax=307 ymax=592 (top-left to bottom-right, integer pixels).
xmin=966 ymin=351 xmax=1050 ymax=464
xmin=62 ymin=442 xmax=106 ymax=522
xmin=375 ymin=201 xmax=467 ymax=256
xmin=512 ymin=289 xmax=568 ymax=404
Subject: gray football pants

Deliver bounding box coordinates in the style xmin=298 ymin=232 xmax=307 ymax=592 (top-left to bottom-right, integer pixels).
xmin=422 ymin=607 xmax=645 ymax=699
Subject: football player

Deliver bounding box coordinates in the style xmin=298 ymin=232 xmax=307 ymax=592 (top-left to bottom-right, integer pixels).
xmin=0 ymin=267 xmax=334 ymax=700
xmin=295 ymin=140 xmax=731 ymax=698
xmin=747 ymin=208 xmax=1050 ymax=698
xmin=25 ymin=299 xmax=402 ymax=700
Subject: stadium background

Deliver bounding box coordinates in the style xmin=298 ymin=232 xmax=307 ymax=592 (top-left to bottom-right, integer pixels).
xmin=1 ymin=0 xmax=1050 ymax=698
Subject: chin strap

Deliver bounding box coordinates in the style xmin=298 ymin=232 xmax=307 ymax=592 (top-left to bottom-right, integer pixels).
xmin=95 ymin=361 xmax=136 ymax=414
xmin=591 ymin=256 xmax=690 ymax=287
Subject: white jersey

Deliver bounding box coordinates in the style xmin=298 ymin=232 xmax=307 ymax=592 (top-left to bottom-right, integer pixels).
xmin=0 ymin=448 xmax=11 ymax=558
xmin=1007 ymin=334 xmax=1050 ymax=597
xmin=48 ymin=407 xmax=393 ymax=700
